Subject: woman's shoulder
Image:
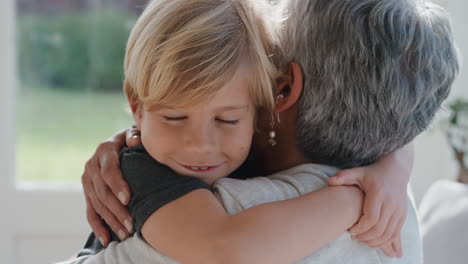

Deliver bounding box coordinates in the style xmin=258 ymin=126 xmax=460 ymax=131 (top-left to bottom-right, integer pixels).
xmin=264 ymin=163 xmax=340 ymax=191
xmin=271 ymin=163 xmax=340 ymax=178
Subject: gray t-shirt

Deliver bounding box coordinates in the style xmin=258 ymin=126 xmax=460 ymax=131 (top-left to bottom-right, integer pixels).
xmin=61 ymin=162 xmax=422 ymax=264
xmin=213 ymin=164 xmax=422 ymax=264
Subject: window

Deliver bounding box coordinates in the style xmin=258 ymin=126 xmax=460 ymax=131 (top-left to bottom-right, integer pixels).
xmin=15 ymin=0 xmax=147 ymax=183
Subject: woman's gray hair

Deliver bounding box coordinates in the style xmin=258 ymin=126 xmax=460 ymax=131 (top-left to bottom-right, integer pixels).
xmin=278 ymin=0 xmax=460 ymax=168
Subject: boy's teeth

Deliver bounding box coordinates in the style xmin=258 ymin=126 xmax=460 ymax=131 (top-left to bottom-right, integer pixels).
xmin=189 ymin=166 xmax=210 ymax=171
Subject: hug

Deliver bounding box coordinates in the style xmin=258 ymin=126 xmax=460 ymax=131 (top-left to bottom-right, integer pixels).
xmin=64 ymin=0 xmax=459 ymax=263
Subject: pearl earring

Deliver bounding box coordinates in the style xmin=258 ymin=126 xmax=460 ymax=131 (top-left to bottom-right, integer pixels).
xmin=268 ymin=116 xmax=277 ymax=146
xmin=268 ymin=94 xmax=283 ymax=146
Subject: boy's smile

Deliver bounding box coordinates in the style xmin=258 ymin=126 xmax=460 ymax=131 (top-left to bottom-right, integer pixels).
xmin=175 ymin=161 xmax=226 ymax=179
xmin=176 ymin=161 xmax=225 ymax=172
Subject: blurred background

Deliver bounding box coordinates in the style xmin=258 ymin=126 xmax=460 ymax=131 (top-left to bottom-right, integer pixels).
xmin=0 ymin=0 xmax=467 ymax=263
xmin=15 ymin=0 xmax=143 ymax=183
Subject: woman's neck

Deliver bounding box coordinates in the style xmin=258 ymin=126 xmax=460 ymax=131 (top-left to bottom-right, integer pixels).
xmin=249 ymin=134 xmax=307 ymax=175
xmin=250 ymin=106 xmax=308 ymax=175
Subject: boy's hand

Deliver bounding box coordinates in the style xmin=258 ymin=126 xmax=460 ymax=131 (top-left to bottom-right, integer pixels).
xmin=81 ymin=128 xmax=142 ymax=246
xmin=382 ymin=235 xmax=402 ymax=259
xmin=326 ymin=143 xmax=414 ymax=258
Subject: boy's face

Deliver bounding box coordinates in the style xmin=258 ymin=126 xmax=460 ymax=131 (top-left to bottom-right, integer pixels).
xmin=133 ymin=68 xmax=255 ymax=185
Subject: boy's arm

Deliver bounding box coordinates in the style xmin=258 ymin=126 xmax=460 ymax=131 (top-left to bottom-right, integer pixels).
xmin=121 ymin=148 xmax=364 ymax=264
xmin=327 ymin=141 xmax=414 ymax=257
xmin=142 ymin=186 xmax=363 ymax=264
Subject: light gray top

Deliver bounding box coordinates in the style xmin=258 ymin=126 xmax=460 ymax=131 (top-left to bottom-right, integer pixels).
xmin=59 ymin=163 xmax=422 ymax=264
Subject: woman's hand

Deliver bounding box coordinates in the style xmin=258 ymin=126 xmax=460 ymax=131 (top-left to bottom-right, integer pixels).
xmin=327 ymin=142 xmax=414 ymax=258
xmin=81 ymin=128 xmax=142 ymax=246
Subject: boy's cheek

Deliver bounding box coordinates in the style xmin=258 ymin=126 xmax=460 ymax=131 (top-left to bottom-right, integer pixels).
xmin=226 ymin=134 xmax=252 ymax=168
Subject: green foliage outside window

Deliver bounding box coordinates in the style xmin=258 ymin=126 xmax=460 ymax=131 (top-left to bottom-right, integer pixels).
xmin=18 ymin=8 xmax=135 ymax=92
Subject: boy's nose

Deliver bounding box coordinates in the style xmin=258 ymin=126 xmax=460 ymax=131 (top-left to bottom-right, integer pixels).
xmin=184 ymin=124 xmax=216 ymax=154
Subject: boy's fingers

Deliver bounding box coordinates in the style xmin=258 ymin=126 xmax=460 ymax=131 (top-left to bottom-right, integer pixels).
xmin=355 ymin=205 xmax=393 ymax=242
xmin=85 ymin=195 xmax=110 ymax=246
xmin=368 ymin=199 xmax=407 ymax=247
xmin=368 ymin=213 xmax=400 ymax=247
xmin=393 ymin=234 xmax=403 ymax=258
xmin=389 ymin=219 xmax=405 ymax=257
xmin=125 ymin=128 xmax=142 ymax=147
xmin=327 ymin=169 xmax=363 ymax=187
xmin=350 ymin=191 xmax=382 ymax=235
xmin=382 ymin=244 xmax=397 ymax=258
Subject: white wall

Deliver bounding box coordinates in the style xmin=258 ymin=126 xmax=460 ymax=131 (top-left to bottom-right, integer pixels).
xmin=411 ymin=0 xmax=468 ymax=205
xmin=0 ymin=0 xmax=17 ymax=262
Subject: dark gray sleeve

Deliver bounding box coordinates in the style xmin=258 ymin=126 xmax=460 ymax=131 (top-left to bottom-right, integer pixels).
xmin=121 ymin=145 xmax=211 ymax=233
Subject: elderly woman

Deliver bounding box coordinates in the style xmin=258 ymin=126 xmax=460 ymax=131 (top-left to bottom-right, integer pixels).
xmin=72 ymin=0 xmax=459 ymax=263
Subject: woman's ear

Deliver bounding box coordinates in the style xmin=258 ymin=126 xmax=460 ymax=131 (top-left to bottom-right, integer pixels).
xmin=275 ymin=62 xmax=304 ymax=113
xmin=127 ymin=95 xmax=143 ymax=130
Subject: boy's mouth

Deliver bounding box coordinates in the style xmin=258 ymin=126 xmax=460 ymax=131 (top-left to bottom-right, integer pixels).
xmin=176 ymin=162 xmax=223 ymax=173
xmin=183 ymin=165 xmax=219 ymax=172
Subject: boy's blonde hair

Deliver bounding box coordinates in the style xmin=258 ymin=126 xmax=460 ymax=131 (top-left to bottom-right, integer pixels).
xmin=124 ymin=0 xmax=279 ymax=111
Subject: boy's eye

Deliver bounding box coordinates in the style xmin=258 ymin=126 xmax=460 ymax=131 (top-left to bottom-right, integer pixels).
xmin=216 ymin=118 xmax=239 ymax=125
xmin=163 ymin=116 xmax=187 ymax=121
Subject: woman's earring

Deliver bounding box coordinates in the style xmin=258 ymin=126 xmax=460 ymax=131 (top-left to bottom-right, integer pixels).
xmin=276 ymin=93 xmax=284 ymax=104
xmin=268 ymin=94 xmax=284 ymax=146
xmin=268 ymin=113 xmax=281 ymax=146
xmin=268 ymin=116 xmax=277 ymax=146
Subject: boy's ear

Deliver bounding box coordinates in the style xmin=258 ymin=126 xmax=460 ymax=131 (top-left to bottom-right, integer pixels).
xmin=127 ymin=95 xmax=143 ymax=129
xmin=275 ymin=62 xmax=303 ymax=113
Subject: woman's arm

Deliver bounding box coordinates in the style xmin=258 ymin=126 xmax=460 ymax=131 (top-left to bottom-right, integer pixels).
xmin=141 ymin=185 xmax=363 ymax=264
xmin=81 ymin=128 xmax=142 ymax=245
